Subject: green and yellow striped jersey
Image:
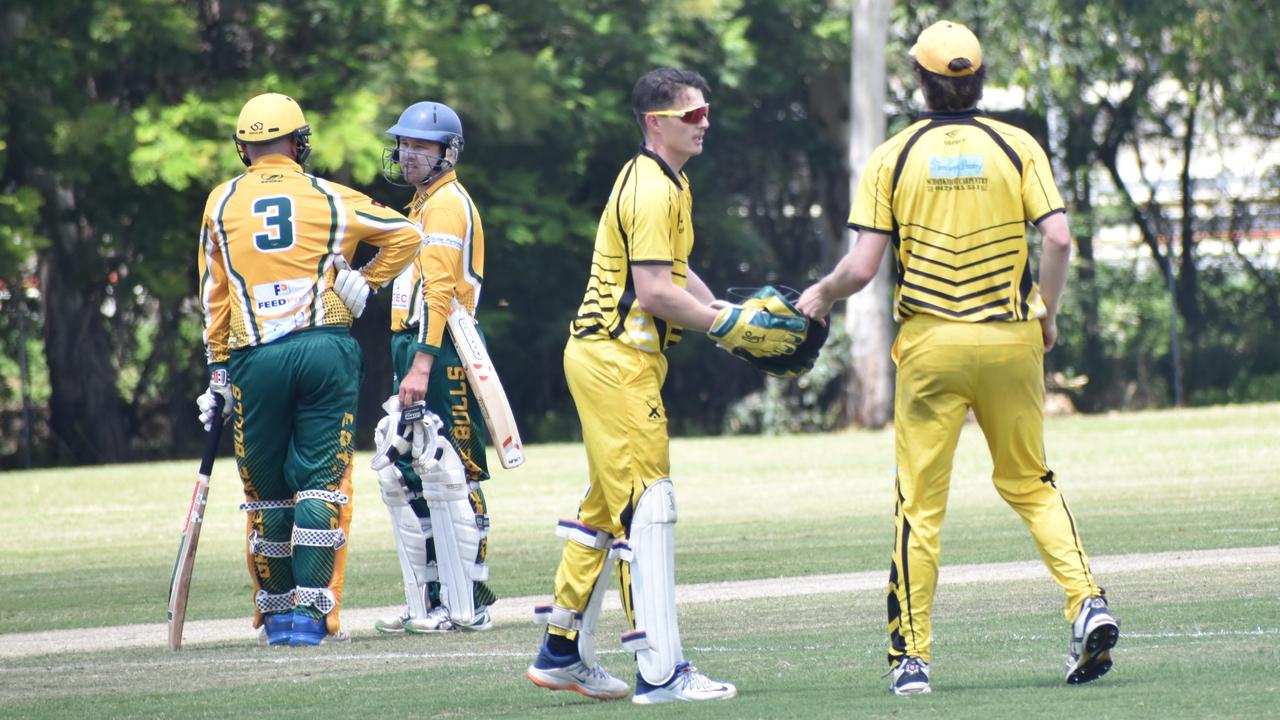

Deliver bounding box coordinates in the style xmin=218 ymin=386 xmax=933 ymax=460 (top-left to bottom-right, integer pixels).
xmin=850 ymin=110 xmax=1065 ymax=323
xmin=387 ymin=171 xmax=485 ymax=355
xmin=570 ymin=147 xmax=694 ymax=353
xmin=198 ymin=154 xmax=422 ymax=364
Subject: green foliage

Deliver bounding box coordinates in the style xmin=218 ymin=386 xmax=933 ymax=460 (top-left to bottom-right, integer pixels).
xmin=723 ymin=318 xmax=851 ymax=434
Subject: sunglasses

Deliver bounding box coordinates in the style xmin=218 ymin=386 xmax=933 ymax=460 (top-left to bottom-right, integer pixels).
xmin=647 ymin=103 xmax=710 ymax=124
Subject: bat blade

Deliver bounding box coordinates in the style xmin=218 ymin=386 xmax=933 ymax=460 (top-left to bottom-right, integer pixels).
xmin=167 ymin=398 xmax=226 ymax=650
xmin=447 ymin=302 xmax=525 ymax=469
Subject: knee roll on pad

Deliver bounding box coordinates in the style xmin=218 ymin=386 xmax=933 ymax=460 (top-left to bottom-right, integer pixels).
xmin=618 ymin=478 xmax=683 ymax=686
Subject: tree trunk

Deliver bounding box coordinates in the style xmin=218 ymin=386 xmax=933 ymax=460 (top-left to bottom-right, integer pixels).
xmin=843 ymin=0 xmax=895 ymax=428
xmin=39 ymin=177 xmax=130 ymax=464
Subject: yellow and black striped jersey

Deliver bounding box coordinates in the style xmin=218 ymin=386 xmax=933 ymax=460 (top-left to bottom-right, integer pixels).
xmin=569 ymin=147 xmax=694 ymax=353
xmin=198 ymin=154 xmax=422 ymax=364
xmin=387 ymin=171 xmax=484 ymax=354
xmin=850 ymin=109 xmax=1065 ymax=323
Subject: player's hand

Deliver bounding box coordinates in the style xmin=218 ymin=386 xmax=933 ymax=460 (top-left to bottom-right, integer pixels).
xmin=195 ymin=368 xmax=233 ymax=432
xmin=333 ymin=255 xmax=371 ymax=318
xmin=398 ymin=365 xmax=429 ymax=407
xmin=1040 ymin=315 xmax=1058 ymax=352
xmin=708 ymin=300 xmax=806 ymax=358
xmin=796 ymin=281 xmax=835 ymax=320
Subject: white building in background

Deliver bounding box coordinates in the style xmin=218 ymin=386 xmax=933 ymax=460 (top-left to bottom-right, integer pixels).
xmin=981 ymin=82 xmax=1280 ymax=268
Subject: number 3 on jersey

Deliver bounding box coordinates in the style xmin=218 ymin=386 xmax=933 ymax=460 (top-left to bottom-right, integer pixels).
xmin=252 ymin=196 xmax=295 ymax=252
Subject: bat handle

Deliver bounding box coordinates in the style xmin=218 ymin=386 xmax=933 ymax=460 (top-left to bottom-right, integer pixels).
xmin=198 ymin=393 xmax=226 ymax=476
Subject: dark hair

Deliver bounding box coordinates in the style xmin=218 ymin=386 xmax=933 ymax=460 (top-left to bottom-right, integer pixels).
xmin=631 ymin=67 xmax=711 ymax=131
xmin=914 ymin=60 xmax=986 ymax=112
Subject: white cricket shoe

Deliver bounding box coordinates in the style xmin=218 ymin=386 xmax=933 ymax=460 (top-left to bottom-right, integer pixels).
xmin=1066 ymin=595 xmax=1120 ymax=684
xmin=456 ymin=606 xmax=493 ymax=632
xmin=889 ymin=656 xmax=931 ymax=695
xmin=374 ymin=608 xmax=412 ymax=633
xmin=527 ymin=646 xmax=630 ymax=700
xmin=405 ymin=605 xmax=456 ymax=633
xmin=632 ymin=662 xmax=737 ymax=704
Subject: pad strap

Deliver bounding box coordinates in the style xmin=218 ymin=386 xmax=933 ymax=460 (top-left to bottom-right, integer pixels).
xmin=533 ymin=604 xmax=581 ymax=631
xmin=295 ymin=489 xmax=351 ymax=505
xmin=556 ymin=519 xmax=612 ymax=550
xmin=295 ymin=586 xmax=337 ymax=614
xmin=249 ymin=530 xmax=292 ymax=558
xmin=255 ymin=589 xmax=295 ymax=613
xmin=292 ymin=526 xmax=348 ymax=549
xmin=240 ymin=498 xmax=295 ymax=512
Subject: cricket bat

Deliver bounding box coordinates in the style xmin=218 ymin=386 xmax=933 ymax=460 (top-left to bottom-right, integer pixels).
xmin=167 ymin=395 xmax=227 ymax=650
xmin=446 ymin=300 xmax=525 ymax=469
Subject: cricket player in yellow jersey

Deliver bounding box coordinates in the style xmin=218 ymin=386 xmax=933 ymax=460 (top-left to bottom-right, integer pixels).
xmin=369 ymin=101 xmax=497 ymax=634
xmin=798 ymin=22 xmax=1119 ymax=694
xmin=526 ymin=68 xmax=804 ymax=704
xmin=195 ymin=93 xmax=422 ymax=646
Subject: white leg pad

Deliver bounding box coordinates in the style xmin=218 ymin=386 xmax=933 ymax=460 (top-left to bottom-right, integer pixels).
xmin=416 ymin=414 xmax=487 ymax=626
xmin=378 ymin=465 xmax=435 ymax=619
xmin=619 ymin=478 xmax=684 ymax=685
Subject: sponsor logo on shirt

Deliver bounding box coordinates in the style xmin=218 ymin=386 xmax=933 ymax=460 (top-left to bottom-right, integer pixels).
xmin=253 ymin=278 xmax=311 ymax=314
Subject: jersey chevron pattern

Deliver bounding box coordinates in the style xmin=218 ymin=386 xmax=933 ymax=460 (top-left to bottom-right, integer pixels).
xmin=198 ymin=155 xmax=422 ymax=363
xmin=387 ymin=171 xmax=485 ymax=353
xmin=849 ymin=110 xmax=1065 ymax=323
xmin=569 ymin=147 xmax=693 ymax=353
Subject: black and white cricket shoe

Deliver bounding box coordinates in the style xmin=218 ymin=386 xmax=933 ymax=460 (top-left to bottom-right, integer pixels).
xmin=1066 ymin=595 xmax=1120 ymax=684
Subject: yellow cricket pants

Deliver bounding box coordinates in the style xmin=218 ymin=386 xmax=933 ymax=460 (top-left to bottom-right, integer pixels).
xmin=549 ymin=337 xmax=670 ymax=638
xmin=887 ymin=315 xmax=1101 ymax=665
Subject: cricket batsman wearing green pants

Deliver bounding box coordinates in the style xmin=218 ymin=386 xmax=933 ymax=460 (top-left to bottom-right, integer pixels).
xmin=372 ymin=100 xmax=496 ymax=634
xmin=196 ymin=93 xmax=421 ymax=646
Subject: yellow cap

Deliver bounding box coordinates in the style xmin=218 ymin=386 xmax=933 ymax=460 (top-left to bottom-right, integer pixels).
xmin=910 ymin=21 xmax=983 ymax=77
xmin=235 ymin=93 xmax=309 ymax=144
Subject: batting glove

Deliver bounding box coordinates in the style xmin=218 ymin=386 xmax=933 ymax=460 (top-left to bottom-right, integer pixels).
xmin=333 ymin=255 xmax=371 ymax=318
xmin=196 ymin=368 xmax=233 ymax=432
xmin=370 ymin=396 xmax=431 ymax=471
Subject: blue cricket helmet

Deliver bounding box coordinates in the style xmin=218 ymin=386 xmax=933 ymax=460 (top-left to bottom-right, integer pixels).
xmin=386 ymin=101 xmax=465 ymax=153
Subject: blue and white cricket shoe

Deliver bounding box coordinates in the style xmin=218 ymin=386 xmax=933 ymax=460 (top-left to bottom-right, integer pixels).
xmin=632 ymin=662 xmax=737 ymax=704
xmin=890 ymin=656 xmax=931 ymax=695
xmin=526 ymin=645 xmax=630 ymax=700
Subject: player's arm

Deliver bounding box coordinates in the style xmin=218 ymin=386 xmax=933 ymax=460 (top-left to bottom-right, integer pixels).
xmin=196 ymin=214 xmax=232 ymax=430
xmin=399 ymin=204 xmax=468 ymax=405
xmin=1035 ymin=211 xmax=1072 ymax=351
xmin=633 ymin=263 xmax=718 ymax=332
xmin=796 ymin=229 xmax=891 ymax=319
xmin=343 ymin=192 xmax=423 ymax=290
xmin=1021 ymin=136 xmax=1070 ymax=351
xmin=684 ymin=267 xmax=716 ymax=306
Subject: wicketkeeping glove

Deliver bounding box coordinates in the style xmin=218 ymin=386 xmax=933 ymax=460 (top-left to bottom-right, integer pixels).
xmin=739 ymin=314 xmax=830 ymax=378
xmin=333 ymin=254 xmax=371 ymax=318
xmin=195 ymin=367 xmax=233 ymax=432
xmin=708 ymin=285 xmax=808 ymax=359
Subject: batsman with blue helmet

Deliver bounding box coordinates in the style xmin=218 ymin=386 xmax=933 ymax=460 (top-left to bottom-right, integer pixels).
xmin=371 ymin=101 xmax=498 ymax=634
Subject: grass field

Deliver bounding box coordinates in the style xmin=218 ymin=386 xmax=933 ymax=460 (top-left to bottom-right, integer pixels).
xmin=1 ymin=403 xmax=1277 ymax=718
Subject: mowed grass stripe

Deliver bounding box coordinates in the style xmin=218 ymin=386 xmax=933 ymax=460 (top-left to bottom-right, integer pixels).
xmin=2 ymin=545 xmax=1274 ymax=659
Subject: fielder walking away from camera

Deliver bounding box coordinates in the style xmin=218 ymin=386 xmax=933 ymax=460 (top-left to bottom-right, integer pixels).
xmin=526 ymin=67 xmax=804 ymax=705
xmin=195 ymin=93 xmax=422 ymax=646
xmin=796 ymin=21 xmax=1119 ymax=695
xmin=370 ymin=101 xmax=498 ymax=634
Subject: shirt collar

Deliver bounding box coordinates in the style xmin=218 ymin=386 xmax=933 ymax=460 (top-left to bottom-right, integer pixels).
xmin=408 ymin=170 xmax=459 ymax=212
xmin=637 ymin=145 xmax=684 ymax=189
xmin=248 ymin=154 xmax=302 ymax=172
xmin=919 ymin=108 xmax=983 ymax=120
